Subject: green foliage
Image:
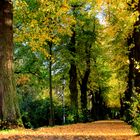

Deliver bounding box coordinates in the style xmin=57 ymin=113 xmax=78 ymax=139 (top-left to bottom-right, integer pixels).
xmin=132 ymin=115 xmax=140 ymax=134
xmin=12 ymin=0 xmax=140 ymax=130
xmin=130 ymin=92 xmax=140 ymax=133
xmin=20 ymin=96 xmax=62 ymax=128
xmin=66 ymin=113 xmax=75 ymax=123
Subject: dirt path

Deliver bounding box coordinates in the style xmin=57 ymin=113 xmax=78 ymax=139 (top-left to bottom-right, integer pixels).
xmin=0 ymin=120 xmax=139 ymax=140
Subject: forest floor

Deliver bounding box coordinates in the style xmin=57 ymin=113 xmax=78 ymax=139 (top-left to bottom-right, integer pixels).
xmin=0 ymin=120 xmax=139 ymax=140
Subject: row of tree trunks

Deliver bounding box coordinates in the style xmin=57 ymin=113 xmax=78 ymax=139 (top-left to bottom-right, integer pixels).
xmin=90 ymin=87 xmax=108 ymax=120
xmin=123 ymin=0 xmax=140 ymax=120
xmin=0 ymin=0 xmax=21 ymax=128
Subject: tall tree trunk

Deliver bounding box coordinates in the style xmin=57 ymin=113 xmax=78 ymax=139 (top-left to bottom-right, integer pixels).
xmin=69 ymin=29 xmax=79 ymax=122
xmin=0 ymin=0 xmax=22 ymax=128
xmin=69 ymin=63 xmax=78 ymax=122
xmin=49 ymin=42 xmax=54 ymax=126
xmin=80 ymin=45 xmax=91 ymax=122
xmin=121 ymin=49 xmax=134 ymax=119
xmin=133 ymin=13 xmax=140 ymax=93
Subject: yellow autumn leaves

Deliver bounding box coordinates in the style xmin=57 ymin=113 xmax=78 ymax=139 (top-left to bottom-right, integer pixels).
xmin=17 ymin=74 xmax=30 ymax=85
xmin=14 ymin=0 xmax=75 ymax=58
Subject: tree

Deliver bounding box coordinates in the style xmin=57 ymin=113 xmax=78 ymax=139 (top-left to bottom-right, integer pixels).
xmin=123 ymin=0 xmax=140 ymax=124
xmin=101 ymin=0 xmax=140 ymax=126
xmin=68 ymin=29 xmax=79 ymax=122
xmin=48 ymin=42 xmax=55 ymax=126
xmin=14 ymin=0 xmax=74 ymax=125
xmin=93 ymin=0 xmax=136 ymax=120
xmin=67 ymin=0 xmax=96 ymax=122
xmin=77 ymin=16 xmax=95 ymax=121
xmin=13 ymin=0 xmax=140 ymax=128
xmin=0 ymin=0 xmax=22 ymax=128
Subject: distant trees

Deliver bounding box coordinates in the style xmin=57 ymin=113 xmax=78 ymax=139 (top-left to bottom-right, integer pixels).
xmin=102 ymin=0 xmax=140 ymax=132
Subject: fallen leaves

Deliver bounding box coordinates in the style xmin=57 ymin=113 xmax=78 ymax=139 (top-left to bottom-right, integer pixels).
xmin=0 ymin=120 xmax=139 ymax=140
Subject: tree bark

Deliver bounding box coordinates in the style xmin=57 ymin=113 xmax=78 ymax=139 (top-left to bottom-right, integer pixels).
xmin=0 ymin=0 xmax=22 ymax=128
xmin=69 ymin=29 xmax=79 ymax=122
xmin=121 ymin=48 xmax=134 ymax=119
xmin=80 ymin=45 xmax=91 ymax=122
xmin=133 ymin=13 xmax=140 ymax=93
xmin=49 ymin=42 xmax=55 ymax=126
xmin=91 ymin=87 xmax=107 ymax=120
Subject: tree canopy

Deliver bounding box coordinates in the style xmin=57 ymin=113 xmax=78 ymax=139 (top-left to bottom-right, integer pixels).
xmin=0 ymin=0 xmax=138 ymax=132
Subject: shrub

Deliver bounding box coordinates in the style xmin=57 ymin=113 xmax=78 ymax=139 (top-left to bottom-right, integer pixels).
xmin=130 ymin=92 xmax=140 ymax=134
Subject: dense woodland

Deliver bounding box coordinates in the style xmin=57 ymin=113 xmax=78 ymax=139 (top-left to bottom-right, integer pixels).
xmin=0 ymin=0 xmax=140 ymax=133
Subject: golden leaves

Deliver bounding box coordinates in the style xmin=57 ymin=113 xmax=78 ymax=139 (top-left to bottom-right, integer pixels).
xmin=105 ymin=25 xmax=118 ymax=37
xmin=17 ymin=74 xmax=30 ymax=85
xmin=30 ymin=19 xmax=37 ymax=28
xmin=14 ymin=0 xmax=75 ymax=58
xmin=57 ymin=0 xmax=70 ymax=16
xmin=97 ymin=0 xmax=103 ymax=6
xmin=14 ymin=0 xmax=28 ymax=8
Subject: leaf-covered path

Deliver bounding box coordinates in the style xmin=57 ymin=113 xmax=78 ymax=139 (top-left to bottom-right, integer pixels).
xmin=0 ymin=120 xmax=139 ymax=140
